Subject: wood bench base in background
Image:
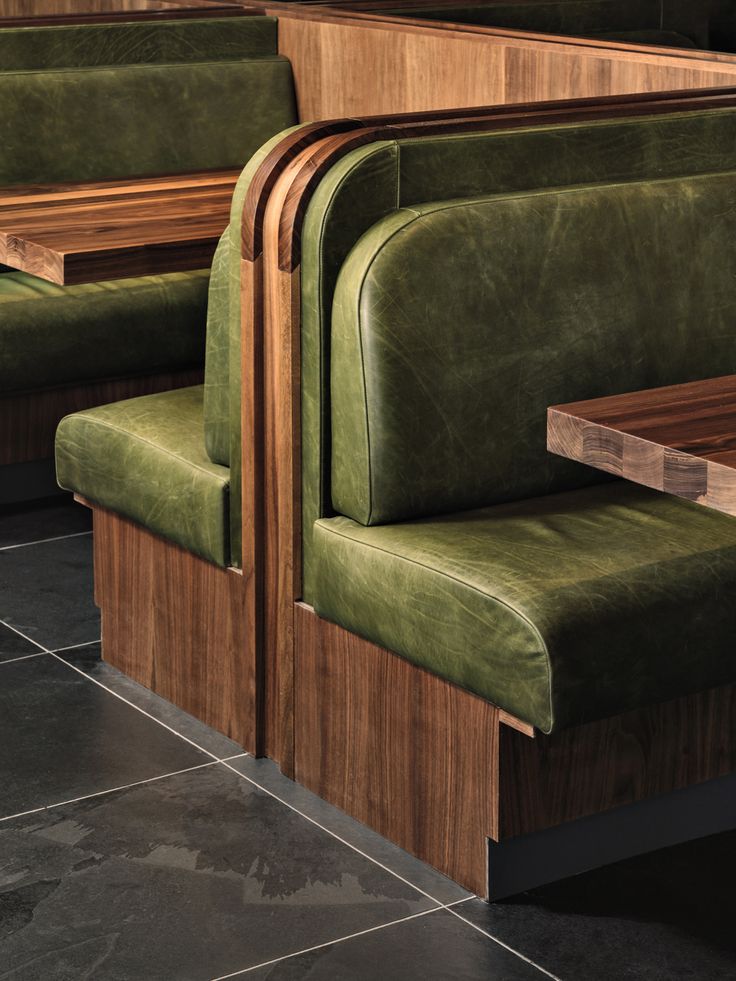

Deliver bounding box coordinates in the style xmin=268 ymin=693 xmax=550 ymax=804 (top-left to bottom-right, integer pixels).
xmin=294 ymin=602 xmax=736 ymax=899
xmin=85 ymin=502 xmax=255 ymax=753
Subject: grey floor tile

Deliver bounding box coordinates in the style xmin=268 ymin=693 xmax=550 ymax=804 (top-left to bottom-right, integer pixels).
xmin=0 ymin=656 xmax=209 ymax=818
xmin=59 ymin=642 xmax=246 ymax=759
xmin=227 ymin=756 xmax=471 ymax=905
xmin=459 ymin=830 xmax=736 ymax=981
xmin=0 ymin=533 xmax=99 ymax=650
xmin=244 ymin=905 xmax=548 ymax=980
xmin=0 ymin=765 xmax=437 ymax=980
xmin=0 ymin=497 xmax=91 ymax=549
xmin=0 ymin=622 xmax=44 ymax=662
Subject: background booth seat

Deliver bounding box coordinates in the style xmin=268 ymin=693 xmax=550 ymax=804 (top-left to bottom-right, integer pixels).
xmin=0 ymin=16 xmax=298 ymax=499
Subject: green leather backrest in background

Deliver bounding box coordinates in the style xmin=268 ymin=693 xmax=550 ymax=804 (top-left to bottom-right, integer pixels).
xmin=383 ymin=0 xmax=712 ymax=49
xmin=330 ymin=173 xmax=736 ymax=524
xmin=298 ymin=107 xmax=736 ymax=597
xmin=0 ymin=16 xmax=278 ymax=70
xmin=0 ymin=57 xmax=297 ymax=185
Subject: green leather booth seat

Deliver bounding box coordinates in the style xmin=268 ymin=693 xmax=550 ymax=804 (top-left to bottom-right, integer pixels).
xmin=0 ymin=16 xmax=278 ymax=71
xmin=0 ymin=269 xmax=209 ymax=394
xmin=313 ymin=483 xmax=736 ymax=734
xmin=56 ymin=386 xmax=230 ymax=567
xmin=311 ymin=170 xmax=736 ymax=732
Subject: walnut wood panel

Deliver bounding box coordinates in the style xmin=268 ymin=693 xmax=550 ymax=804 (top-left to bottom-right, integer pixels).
xmin=0 ymin=170 xmax=239 ymax=285
xmin=0 ymin=369 xmax=202 ymax=466
xmin=274 ymin=11 xmax=736 ymax=121
xmin=498 ymin=683 xmax=736 ymax=838
xmin=295 ymin=602 xmax=500 ymax=897
xmin=93 ymin=504 xmax=255 ymax=751
xmin=548 ymin=375 xmax=736 ymax=515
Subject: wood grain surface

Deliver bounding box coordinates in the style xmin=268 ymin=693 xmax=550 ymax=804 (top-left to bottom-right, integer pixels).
xmin=295 ymin=602 xmax=500 ymax=897
xmin=93 ymin=503 xmax=256 ymax=752
xmin=0 ymin=170 xmax=239 ymax=285
xmin=548 ymin=374 xmax=736 ymax=515
xmin=271 ymin=7 xmax=736 ymax=122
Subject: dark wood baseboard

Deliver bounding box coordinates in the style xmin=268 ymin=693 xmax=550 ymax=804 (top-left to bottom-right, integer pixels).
xmin=0 ymin=369 xmax=203 ymax=467
xmin=294 ymin=603 xmax=736 ymax=899
xmin=90 ymin=503 xmax=255 ymax=752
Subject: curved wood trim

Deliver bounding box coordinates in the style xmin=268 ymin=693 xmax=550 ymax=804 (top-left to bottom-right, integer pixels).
xmin=275 ymin=86 xmax=736 ymax=271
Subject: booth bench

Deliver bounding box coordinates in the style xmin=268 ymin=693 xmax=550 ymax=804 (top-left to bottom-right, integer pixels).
xmin=0 ymin=14 xmax=297 ymax=500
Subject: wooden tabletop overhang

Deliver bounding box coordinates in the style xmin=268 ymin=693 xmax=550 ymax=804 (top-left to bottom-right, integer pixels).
xmin=548 ymin=374 xmax=736 ymax=515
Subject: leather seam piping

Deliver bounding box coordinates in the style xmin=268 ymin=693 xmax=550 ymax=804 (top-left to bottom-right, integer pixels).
xmin=317 ymin=521 xmax=554 ymax=732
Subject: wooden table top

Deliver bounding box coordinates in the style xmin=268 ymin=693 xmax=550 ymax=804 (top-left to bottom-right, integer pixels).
xmin=0 ymin=169 xmax=240 ymax=285
xmin=547 ymin=374 xmax=736 ymax=516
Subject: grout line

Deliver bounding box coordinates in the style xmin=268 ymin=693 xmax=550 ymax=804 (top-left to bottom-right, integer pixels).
xmin=0 ymin=760 xmax=220 ymax=824
xmin=50 ymin=638 xmax=101 ymax=654
xmin=210 ymin=898 xmax=474 ymax=980
xmin=218 ymin=758 xmax=452 ymax=908
xmin=0 ymin=530 xmax=92 ymax=552
xmin=0 ymin=651 xmax=47 ymax=668
xmin=0 ymin=620 xmax=48 ymax=653
xmin=445 ymin=906 xmax=563 ymax=980
xmin=50 ymin=652 xmax=223 ymax=762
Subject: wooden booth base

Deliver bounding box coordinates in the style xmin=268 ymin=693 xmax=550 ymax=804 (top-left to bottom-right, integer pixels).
xmin=294 ymin=603 xmax=736 ymax=900
xmin=85 ymin=502 xmax=256 ymax=753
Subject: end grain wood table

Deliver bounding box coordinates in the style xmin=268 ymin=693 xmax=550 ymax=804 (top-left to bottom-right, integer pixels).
xmin=548 ymin=374 xmax=736 ymax=516
xmin=0 ymin=169 xmax=240 ymax=285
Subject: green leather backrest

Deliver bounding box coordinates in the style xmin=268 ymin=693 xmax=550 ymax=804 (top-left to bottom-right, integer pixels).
xmin=0 ymin=57 xmax=297 ymax=185
xmin=330 ymin=172 xmax=736 ymax=524
xmin=384 ymin=0 xmax=710 ymax=48
xmin=0 ymin=16 xmax=278 ymax=70
xmin=299 ymin=106 xmax=736 ymax=597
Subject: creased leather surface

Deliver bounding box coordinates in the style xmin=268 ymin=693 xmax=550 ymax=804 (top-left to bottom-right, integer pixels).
xmin=203 ymin=231 xmax=230 ymax=467
xmin=313 ymin=483 xmax=736 ymax=733
xmin=300 ymin=106 xmax=736 ymax=600
xmin=0 ymin=17 xmax=278 ymax=71
xmin=56 ymin=386 xmax=229 ymax=566
xmin=0 ymin=269 xmax=208 ymax=394
xmin=331 ymin=172 xmax=736 ymax=525
xmin=0 ymin=58 xmax=297 ymax=185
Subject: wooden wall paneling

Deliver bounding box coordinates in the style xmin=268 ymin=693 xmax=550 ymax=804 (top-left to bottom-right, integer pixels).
xmin=0 ymin=369 xmax=203 ymax=466
xmin=91 ymin=504 xmax=256 ymax=751
xmin=272 ymin=11 xmax=736 ymax=121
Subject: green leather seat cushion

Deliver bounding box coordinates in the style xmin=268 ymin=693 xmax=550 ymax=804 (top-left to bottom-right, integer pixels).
xmin=0 ymin=269 xmax=209 ymax=394
xmin=312 ymin=482 xmax=736 ymax=734
xmin=55 ymin=386 xmax=229 ymax=566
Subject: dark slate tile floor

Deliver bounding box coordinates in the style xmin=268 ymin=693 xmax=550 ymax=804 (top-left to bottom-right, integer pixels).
xmin=0 ymin=495 xmax=734 ymax=980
